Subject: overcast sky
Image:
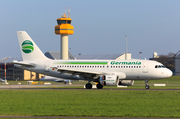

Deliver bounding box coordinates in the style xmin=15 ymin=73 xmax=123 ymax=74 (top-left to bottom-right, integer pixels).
xmin=0 ymin=0 xmax=180 ymax=59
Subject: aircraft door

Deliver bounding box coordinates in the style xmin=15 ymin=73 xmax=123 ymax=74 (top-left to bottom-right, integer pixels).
xmin=142 ymin=62 xmax=148 ymax=73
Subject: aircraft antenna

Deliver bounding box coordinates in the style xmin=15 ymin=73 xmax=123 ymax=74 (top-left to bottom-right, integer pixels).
xmin=68 ymin=7 xmax=70 ymax=18
xmin=65 ymin=7 xmax=66 ymax=16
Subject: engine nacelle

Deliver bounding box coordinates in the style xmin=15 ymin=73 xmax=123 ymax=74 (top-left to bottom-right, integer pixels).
xmin=105 ymin=74 xmax=118 ymax=86
xmin=98 ymin=72 xmax=126 ymax=86
xmin=118 ymin=80 xmax=134 ymax=86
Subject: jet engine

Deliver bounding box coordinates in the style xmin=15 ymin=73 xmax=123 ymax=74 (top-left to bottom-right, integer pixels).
xmin=118 ymin=80 xmax=134 ymax=86
xmin=98 ymin=72 xmax=126 ymax=86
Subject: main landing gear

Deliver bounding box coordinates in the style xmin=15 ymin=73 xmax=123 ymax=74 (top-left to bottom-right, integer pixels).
xmin=96 ymin=83 xmax=103 ymax=89
xmin=85 ymin=82 xmax=103 ymax=89
xmin=145 ymin=80 xmax=150 ymax=89
xmin=85 ymin=83 xmax=92 ymax=89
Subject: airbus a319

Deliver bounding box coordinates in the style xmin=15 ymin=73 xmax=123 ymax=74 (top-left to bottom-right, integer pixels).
xmin=14 ymin=31 xmax=172 ymax=89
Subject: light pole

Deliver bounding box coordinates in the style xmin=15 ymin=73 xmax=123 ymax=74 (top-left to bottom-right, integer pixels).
xmin=125 ymin=35 xmax=128 ymax=60
xmin=139 ymin=52 xmax=142 ymax=59
xmin=79 ymin=53 xmax=81 ymax=59
xmin=0 ymin=57 xmax=11 ymax=84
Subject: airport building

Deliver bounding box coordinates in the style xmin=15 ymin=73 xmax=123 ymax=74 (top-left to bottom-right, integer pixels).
xmin=0 ymin=58 xmax=44 ymax=81
xmin=175 ymin=50 xmax=180 ymax=75
xmin=0 ymin=63 xmax=44 ymax=81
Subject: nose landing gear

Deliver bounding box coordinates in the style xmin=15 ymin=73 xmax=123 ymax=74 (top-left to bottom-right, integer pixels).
xmin=145 ymin=80 xmax=150 ymax=89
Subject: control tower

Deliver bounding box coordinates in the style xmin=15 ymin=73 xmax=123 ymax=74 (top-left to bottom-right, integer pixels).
xmin=55 ymin=13 xmax=74 ymax=59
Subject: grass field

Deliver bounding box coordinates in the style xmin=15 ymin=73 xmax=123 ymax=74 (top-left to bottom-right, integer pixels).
xmin=0 ymin=76 xmax=180 ymax=117
xmin=0 ymin=90 xmax=180 ymax=117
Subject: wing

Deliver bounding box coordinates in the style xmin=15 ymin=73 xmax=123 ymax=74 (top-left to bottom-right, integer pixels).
xmin=51 ymin=67 xmax=112 ymax=80
xmin=13 ymin=61 xmax=36 ymax=67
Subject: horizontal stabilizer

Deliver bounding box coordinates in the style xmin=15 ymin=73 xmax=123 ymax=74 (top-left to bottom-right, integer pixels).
xmin=13 ymin=61 xmax=36 ymax=67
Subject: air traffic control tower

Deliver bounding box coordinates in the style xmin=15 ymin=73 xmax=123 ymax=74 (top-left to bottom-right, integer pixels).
xmin=55 ymin=13 xmax=74 ymax=59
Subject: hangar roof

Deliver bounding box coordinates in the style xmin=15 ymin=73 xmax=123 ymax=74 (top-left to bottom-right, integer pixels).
xmin=73 ymin=54 xmax=122 ymax=60
xmin=45 ymin=51 xmax=75 ymax=60
xmin=45 ymin=51 xmax=130 ymax=60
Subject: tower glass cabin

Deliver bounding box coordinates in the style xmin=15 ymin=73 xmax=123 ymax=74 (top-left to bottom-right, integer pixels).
xmin=55 ymin=15 xmax=74 ymax=35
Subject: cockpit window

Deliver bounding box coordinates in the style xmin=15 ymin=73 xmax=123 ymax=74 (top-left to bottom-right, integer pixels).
xmin=155 ymin=65 xmax=165 ymax=68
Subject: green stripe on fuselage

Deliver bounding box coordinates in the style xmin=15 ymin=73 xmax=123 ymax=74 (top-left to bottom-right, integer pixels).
xmin=54 ymin=62 xmax=108 ymax=65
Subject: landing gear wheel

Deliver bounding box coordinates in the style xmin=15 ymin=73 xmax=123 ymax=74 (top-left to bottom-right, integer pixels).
xmin=145 ymin=85 xmax=150 ymax=89
xmin=96 ymin=84 xmax=103 ymax=89
xmin=85 ymin=83 xmax=92 ymax=89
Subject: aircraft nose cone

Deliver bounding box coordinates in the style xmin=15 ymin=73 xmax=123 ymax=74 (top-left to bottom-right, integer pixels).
xmin=168 ymin=70 xmax=173 ymax=77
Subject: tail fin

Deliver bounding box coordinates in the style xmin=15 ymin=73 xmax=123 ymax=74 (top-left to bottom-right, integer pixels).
xmin=17 ymin=31 xmax=49 ymax=61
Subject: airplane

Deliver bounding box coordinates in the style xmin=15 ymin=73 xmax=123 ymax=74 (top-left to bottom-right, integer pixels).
xmin=0 ymin=78 xmax=5 ymax=82
xmin=14 ymin=31 xmax=172 ymax=89
xmin=39 ymin=75 xmax=76 ymax=84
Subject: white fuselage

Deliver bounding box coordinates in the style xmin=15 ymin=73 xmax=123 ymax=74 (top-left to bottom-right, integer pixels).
xmin=16 ymin=59 xmax=172 ymax=81
xmin=15 ymin=31 xmax=173 ymax=89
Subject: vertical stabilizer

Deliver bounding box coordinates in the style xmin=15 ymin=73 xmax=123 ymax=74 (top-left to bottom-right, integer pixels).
xmin=17 ymin=31 xmax=49 ymax=61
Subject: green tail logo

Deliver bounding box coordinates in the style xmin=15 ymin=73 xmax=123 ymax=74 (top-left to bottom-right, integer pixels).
xmin=21 ymin=40 xmax=34 ymax=54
